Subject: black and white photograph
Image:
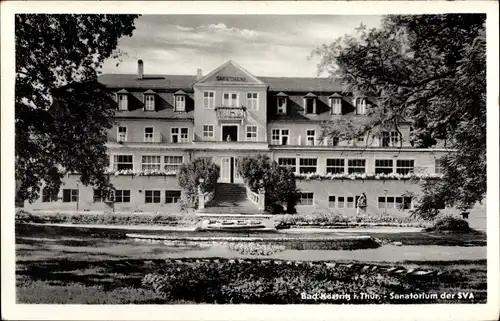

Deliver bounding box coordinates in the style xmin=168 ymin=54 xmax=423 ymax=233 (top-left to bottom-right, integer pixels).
xmin=1 ymin=1 xmax=499 ymax=320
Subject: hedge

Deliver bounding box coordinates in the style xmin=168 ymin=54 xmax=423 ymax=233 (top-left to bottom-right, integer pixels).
xmin=15 ymin=210 xmax=200 ymax=226
xmin=141 ymin=260 xmax=468 ymax=304
xmin=273 ymin=212 xmax=429 ymax=229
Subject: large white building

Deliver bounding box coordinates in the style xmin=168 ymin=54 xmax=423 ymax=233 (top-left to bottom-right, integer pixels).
xmin=25 ymin=60 xmax=450 ymax=216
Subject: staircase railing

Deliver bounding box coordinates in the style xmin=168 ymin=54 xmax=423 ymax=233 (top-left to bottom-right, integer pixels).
xmin=245 ymin=184 xmax=265 ymax=211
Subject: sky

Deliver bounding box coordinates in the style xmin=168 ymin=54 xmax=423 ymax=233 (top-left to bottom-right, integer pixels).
xmin=100 ymin=15 xmax=383 ymax=78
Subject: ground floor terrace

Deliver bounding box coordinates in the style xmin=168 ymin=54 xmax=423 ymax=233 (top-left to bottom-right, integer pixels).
xmin=23 ymin=145 xmax=482 ymax=217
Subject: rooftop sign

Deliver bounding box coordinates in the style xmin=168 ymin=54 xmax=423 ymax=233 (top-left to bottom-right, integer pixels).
xmin=216 ymin=76 xmax=246 ymax=82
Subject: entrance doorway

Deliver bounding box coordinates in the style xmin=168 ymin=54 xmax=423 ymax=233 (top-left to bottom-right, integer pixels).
xmin=221 ymin=125 xmax=238 ymax=142
xmin=220 ymin=156 xmax=244 ymax=183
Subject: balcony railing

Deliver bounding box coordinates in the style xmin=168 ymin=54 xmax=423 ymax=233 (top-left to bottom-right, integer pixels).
xmin=215 ymin=106 xmax=246 ymax=121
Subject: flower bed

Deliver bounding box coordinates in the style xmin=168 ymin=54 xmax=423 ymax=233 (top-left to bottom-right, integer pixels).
xmin=15 ymin=210 xmax=200 ymax=227
xmin=273 ymin=212 xmax=429 ymax=229
xmin=141 ymin=260 xmax=475 ymax=304
xmin=295 ymin=172 xmax=443 ymax=181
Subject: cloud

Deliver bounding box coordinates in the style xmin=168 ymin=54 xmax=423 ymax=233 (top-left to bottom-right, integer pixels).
xmin=100 ymin=15 xmax=383 ymax=77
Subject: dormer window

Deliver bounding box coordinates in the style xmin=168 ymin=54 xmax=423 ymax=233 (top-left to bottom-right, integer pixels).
xmin=143 ymin=89 xmax=156 ymax=111
xmin=354 ymin=97 xmax=367 ymax=115
xmin=117 ymin=89 xmax=129 ymax=111
xmin=174 ymin=90 xmax=187 ymax=112
xmin=276 ymin=92 xmax=288 ymax=115
xmin=304 ymin=92 xmax=317 ymax=114
xmin=329 ymin=93 xmax=342 ymax=115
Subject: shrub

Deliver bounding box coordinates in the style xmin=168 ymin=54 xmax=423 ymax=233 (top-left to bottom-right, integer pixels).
xmin=227 ymin=242 xmax=286 ymax=255
xmin=425 ymin=214 xmax=471 ymax=232
xmin=238 ymin=155 xmax=299 ymax=214
xmin=273 ymin=212 xmax=428 ymax=228
xmin=141 ymin=261 xmax=446 ymax=304
xmin=178 ymin=158 xmax=220 ymax=209
xmin=15 ymin=211 xmax=200 ymax=226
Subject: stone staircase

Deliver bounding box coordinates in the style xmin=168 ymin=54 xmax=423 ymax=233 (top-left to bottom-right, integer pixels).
xmin=201 ymin=183 xmax=262 ymax=215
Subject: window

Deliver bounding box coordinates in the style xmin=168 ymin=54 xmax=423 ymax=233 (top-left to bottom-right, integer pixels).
xmin=306 ymin=130 xmax=316 ymax=146
xmin=93 ymin=189 xmax=104 ymax=202
xmin=175 ymin=95 xmax=186 ymax=111
xmin=113 ymin=155 xmax=133 ymax=170
xmin=118 ymin=94 xmax=128 ymax=110
xmin=117 ymin=126 xmax=127 ymax=142
xmin=378 ymin=196 xmax=413 ymax=209
xmin=338 ymin=196 xmax=345 ymax=209
xmin=357 ymin=136 xmax=364 ymax=143
xmin=115 ymin=190 xmax=131 ymax=203
xmin=246 ymin=93 xmax=258 ymax=110
xmin=382 ymin=131 xmax=400 ymax=147
xmin=304 ymin=98 xmax=316 ymax=114
xmin=355 ymin=98 xmax=366 ymax=115
xmin=197 ymin=156 xmax=213 ymax=163
xmin=347 ymin=159 xmax=366 ymax=174
xmin=246 ymin=125 xmax=258 ymax=141
xmin=435 ymin=158 xmax=444 ymax=174
xmin=142 ymin=156 xmax=161 ymax=171
xmin=145 ymin=190 xmax=161 ymax=203
xmin=203 ymin=125 xmax=214 ymax=139
xmin=42 ymin=188 xmax=58 ymax=202
xmin=396 ymin=160 xmax=414 ymax=174
xmin=271 ymin=129 xmax=289 ymax=145
xmin=164 ymin=156 xmax=183 ymax=172
xmin=144 ymin=95 xmax=155 ymax=111
xmin=299 ymin=158 xmax=317 ymax=174
xmin=346 ymin=196 xmax=355 ymax=208
xmin=327 ymin=137 xmax=339 ymax=146
xmin=171 ymin=127 xmax=189 ymax=143
xmin=203 ymin=91 xmax=215 ymax=109
xmin=93 ymin=189 xmax=114 ymax=203
xmin=330 ymin=98 xmax=342 ymax=115
xmin=328 ymin=196 xmax=336 ymax=208
xmin=375 ymin=159 xmax=394 ymax=174
xmin=299 ymin=192 xmax=314 ymax=206
xmin=62 ymin=189 xmax=78 ymax=202
xmin=144 ymin=127 xmax=154 ymax=142
xmin=278 ymin=158 xmax=296 ymax=172
xmin=165 ymin=190 xmax=181 ymax=204
xmin=277 ymin=97 xmax=287 ymax=114
xmin=223 ymin=93 xmax=238 ymax=107
xmin=326 ymin=159 xmax=345 ymax=174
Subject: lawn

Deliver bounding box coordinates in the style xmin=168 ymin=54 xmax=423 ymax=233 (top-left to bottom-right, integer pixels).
xmin=15 ymin=223 xmax=488 ymax=304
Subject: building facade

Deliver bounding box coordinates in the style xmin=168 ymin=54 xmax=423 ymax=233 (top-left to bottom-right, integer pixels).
xmin=25 ymin=60 xmax=450 ymax=216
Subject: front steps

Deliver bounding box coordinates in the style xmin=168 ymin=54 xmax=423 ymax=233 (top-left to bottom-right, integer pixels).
xmin=200 ymin=183 xmax=263 ymax=215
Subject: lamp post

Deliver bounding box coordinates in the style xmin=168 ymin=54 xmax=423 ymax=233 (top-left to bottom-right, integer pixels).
xmin=383 ymin=189 xmax=388 ymax=215
xmin=76 ymin=181 xmax=80 ymax=212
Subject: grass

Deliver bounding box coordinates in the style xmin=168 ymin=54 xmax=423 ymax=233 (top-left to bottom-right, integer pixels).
xmin=15 ymin=223 xmax=488 ymax=304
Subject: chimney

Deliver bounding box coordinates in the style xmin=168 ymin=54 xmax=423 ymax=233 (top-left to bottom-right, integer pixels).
xmin=138 ymin=59 xmax=144 ymax=80
xmin=196 ymin=68 xmax=203 ymax=80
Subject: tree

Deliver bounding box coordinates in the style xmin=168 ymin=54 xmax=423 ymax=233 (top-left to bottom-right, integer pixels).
xmin=15 ymin=14 xmax=140 ymax=202
xmin=237 ymin=155 xmax=299 ymax=213
xmin=178 ymin=158 xmax=220 ymax=209
xmin=311 ymin=14 xmax=486 ymax=219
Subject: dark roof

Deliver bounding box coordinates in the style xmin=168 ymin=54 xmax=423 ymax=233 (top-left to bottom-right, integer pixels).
xmin=98 ymin=74 xmax=345 ymax=92
xmin=98 ymin=74 xmax=196 ymax=91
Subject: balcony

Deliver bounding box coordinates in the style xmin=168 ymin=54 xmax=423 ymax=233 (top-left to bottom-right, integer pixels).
xmin=215 ymin=106 xmax=246 ymax=122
